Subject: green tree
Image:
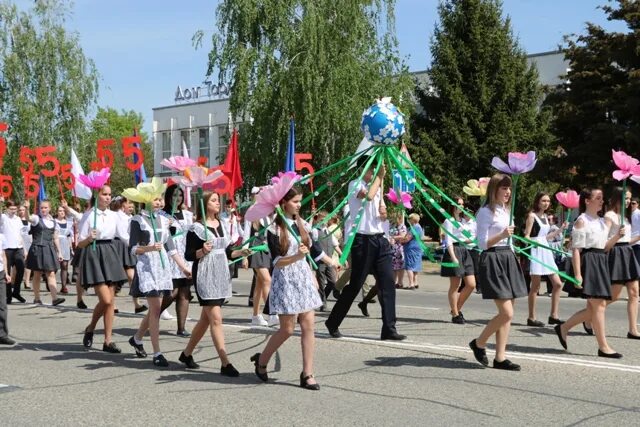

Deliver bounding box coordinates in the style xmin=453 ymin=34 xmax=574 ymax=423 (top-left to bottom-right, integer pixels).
xmin=0 ymin=0 xmax=99 ymax=203
xmin=544 ymin=0 xmax=640 ymax=188
xmin=411 ymin=0 xmax=555 ymax=224
xmin=82 ymin=107 xmax=153 ymax=197
xmin=196 ymin=0 xmax=414 ymax=194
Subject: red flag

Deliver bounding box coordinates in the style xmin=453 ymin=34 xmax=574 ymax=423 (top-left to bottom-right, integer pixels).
xmin=222 ymin=128 xmax=243 ymax=200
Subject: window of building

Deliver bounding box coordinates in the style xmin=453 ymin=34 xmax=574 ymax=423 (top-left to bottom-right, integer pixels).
xmin=180 ymin=130 xmax=191 ymax=155
xmin=161 ymin=132 xmax=172 ymax=172
xmin=217 ymin=125 xmax=230 ymax=164
xmin=199 ymin=128 xmax=210 ymax=165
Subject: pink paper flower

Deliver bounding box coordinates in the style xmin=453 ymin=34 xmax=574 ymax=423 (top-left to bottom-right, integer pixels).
xmin=160 ymin=156 xmax=197 ymax=173
xmin=491 ymin=151 xmax=537 ymax=175
xmin=245 ymin=172 xmax=301 ymax=222
xmin=386 ymin=189 xmax=412 ymax=209
xmin=612 ymin=150 xmax=640 ymax=181
xmin=78 ymin=167 xmax=110 ymax=190
xmin=555 ymin=190 xmax=580 ymax=209
xmin=178 ymin=166 xmax=223 ymax=188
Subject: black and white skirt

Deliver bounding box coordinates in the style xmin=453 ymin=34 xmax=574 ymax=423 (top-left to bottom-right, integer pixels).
xmin=440 ymin=244 xmax=475 ymax=278
xmin=608 ymin=243 xmax=640 ymax=284
xmin=479 ymin=246 xmax=527 ymax=300
xmin=26 ymin=243 xmax=58 ymax=272
xmin=581 ymin=248 xmax=611 ymax=299
xmin=80 ymin=240 xmax=128 ymax=287
xmin=114 ymin=237 xmax=137 ymax=268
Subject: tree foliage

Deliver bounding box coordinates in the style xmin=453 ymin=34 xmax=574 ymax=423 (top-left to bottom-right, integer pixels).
xmin=198 ymin=0 xmax=414 ymax=193
xmin=544 ymin=0 xmax=640 ymax=189
xmin=411 ymin=0 xmax=555 ymax=225
xmin=0 ymin=0 xmax=99 ymax=202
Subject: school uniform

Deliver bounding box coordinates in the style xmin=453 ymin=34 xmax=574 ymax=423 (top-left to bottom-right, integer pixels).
xmin=440 ymin=217 xmax=476 ymax=278
xmin=25 ymin=215 xmax=59 ymax=272
xmin=572 ymin=213 xmax=612 ymax=299
xmin=604 ymin=212 xmax=640 ymax=284
xmin=476 ymin=206 xmax=527 ymax=300
xmin=78 ymin=208 xmax=128 ymax=287
xmin=164 ymin=209 xmax=193 ymax=288
xmin=114 ymin=210 xmax=136 ymax=269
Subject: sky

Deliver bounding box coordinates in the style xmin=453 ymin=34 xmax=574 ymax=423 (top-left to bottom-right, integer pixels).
xmin=14 ymin=0 xmax=631 ymax=135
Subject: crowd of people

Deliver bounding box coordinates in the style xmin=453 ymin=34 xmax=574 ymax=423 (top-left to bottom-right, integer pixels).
xmin=1 ymin=160 xmax=639 ymax=388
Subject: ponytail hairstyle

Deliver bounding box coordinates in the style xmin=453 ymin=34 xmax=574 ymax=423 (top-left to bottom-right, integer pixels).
xmin=274 ymin=187 xmax=302 ymax=256
xmin=579 ymin=188 xmax=600 ymax=214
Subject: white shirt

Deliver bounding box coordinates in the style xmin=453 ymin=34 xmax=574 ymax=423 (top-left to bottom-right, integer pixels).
xmin=631 ymin=209 xmax=640 ymax=246
xmin=79 ymin=208 xmax=123 ymax=240
xmin=1 ymin=213 xmax=24 ymax=249
xmin=572 ymin=213 xmax=609 ymax=249
xmin=114 ymin=210 xmax=132 ymax=245
xmin=476 ymin=205 xmax=510 ymax=250
xmin=0 ymin=234 xmax=5 ymax=271
xmin=29 ymin=215 xmax=55 ymax=229
xmin=605 ymin=211 xmax=630 ymax=243
xmin=347 ymin=179 xmax=384 ymax=235
xmin=443 ymin=217 xmax=476 ymax=248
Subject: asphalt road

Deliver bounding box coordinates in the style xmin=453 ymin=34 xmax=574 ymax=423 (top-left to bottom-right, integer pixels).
xmin=1 ymin=269 xmax=640 ymax=426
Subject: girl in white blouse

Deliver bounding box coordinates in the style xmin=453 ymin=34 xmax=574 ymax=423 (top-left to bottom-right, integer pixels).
xmin=554 ymin=188 xmax=624 ymax=358
xmin=469 ymin=174 xmax=527 ymax=371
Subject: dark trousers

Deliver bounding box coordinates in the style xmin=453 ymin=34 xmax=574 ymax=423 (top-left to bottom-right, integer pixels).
xmin=0 ymin=272 xmax=8 ymax=338
xmin=316 ymin=263 xmax=337 ymax=305
xmin=5 ymin=249 xmax=24 ymax=298
xmin=326 ymin=233 xmax=397 ymax=336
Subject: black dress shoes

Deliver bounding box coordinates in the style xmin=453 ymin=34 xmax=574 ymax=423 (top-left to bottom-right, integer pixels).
xmin=469 ymin=339 xmax=488 ymax=366
xmin=548 ymin=316 xmax=564 ymax=325
xmin=250 ymin=353 xmax=268 ymax=382
xmin=0 ymin=336 xmax=16 ymax=345
xmin=357 ymin=301 xmax=369 ymax=317
xmin=493 ymin=359 xmax=521 ymax=371
xmin=300 ymin=372 xmax=320 ymax=390
xmin=12 ymin=293 xmax=26 ymax=304
xmin=179 ymin=352 xmax=200 ymax=369
xmin=598 ymin=349 xmax=623 ymax=359
xmin=380 ymin=332 xmax=406 ymax=341
xmin=527 ymin=318 xmax=545 ymax=327
xmin=102 ymin=342 xmax=121 ymax=353
xmin=82 ymin=328 xmax=94 ymax=348
xmin=325 ymin=322 xmax=343 ymax=338
xmin=627 ymin=332 xmax=640 ymax=340
xmin=77 ymin=300 xmax=88 ymax=309
xmin=128 ymin=336 xmax=147 ymax=358
xmin=554 ymin=324 xmax=567 ymax=350
xmin=582 ymin=322 xmax=594 ymax=336
xmin=220 ymin=363 xmax=240 ymax=377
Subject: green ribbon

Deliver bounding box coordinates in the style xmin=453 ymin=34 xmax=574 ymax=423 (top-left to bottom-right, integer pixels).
xmin=275 ymin=206 xmax=318 ymax=270
xmin=227 ymin=243 xmax=269 ymax=265
xmin=197 ymin=187 xmax=208 ymax=241
xmin=149 ymin=211 xmax=166 ymax=269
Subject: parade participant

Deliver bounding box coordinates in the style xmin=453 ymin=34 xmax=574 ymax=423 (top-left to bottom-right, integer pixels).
xmin=388 ymin=211 xmax=406 ymax=289
xmin=469 ymin=173 xmax=527 ymax=371
xmin=54 ymin=206 xmax=73 ymax=294
xmin=403 ymin=213 xmax=424 ymax=289
xmin=251 ymin=187 xmax=323 ymax=389
xmin=1 ymin=199 xmax=26 ymax=304
xmin=125 ymin=180 xmax=192 ymax=367
xmin=159 ymin=184 xmax=193 ymax=335
xmin=248 ymin=210 xmax=275 ymax=326
xmin=314 ymin=210 xmax=341 ymax=312
xmin=325 ymin=159 xmax=405 ymax=341
xmin=0 ymin=235 xmax=14 ymax=345
xmin=523 ymin=192 xmax=565 ymax=326
xmin=604 ymin=187 xmax=640 ymax=339
xmin=554 ymin=188 xmax=624 ymax=358
xmin=440 ymin=196 xmax=477 ymax=324
xmin=79 ymin=184 xmax=128 ymax=353
xmin=17 ymin=204 xmax=32 ymax=290
xmin=63 ymin=199 xmax=90 ymax=309
xmin=26 ymin=200 xmax=65 ymax=306
xmin=111 ymin=196 xmax=148 ymax=314
xmin=179 ymin=191 xmax=249 ymax=376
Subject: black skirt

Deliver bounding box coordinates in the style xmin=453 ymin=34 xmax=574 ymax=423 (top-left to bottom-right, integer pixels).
xmin=114 ymin=238 xmax=137 ymax=269
xmin=129 ymin=275 xmax=172 ymax=298
xmin=172 ymin=278 xmax=192 ymax=289
xmin=80 ymin=240 xmax=128 ymax=287
xmin=249 ymin=235 xmax=272 ymax=269
xmin=26 ymin=244 xmax=58 ymax=272
xmin=440 ymin=244 xmax=475 ymax=278
xmin=479 ymin=246 xmax=527 ymax=300
xmin=580 ymin=249 xmax=611 ymax=299
xmin=71 ymin=247 xmax=83 ymax=268
xmin=608 ymin=243 xmax=640 ymax=284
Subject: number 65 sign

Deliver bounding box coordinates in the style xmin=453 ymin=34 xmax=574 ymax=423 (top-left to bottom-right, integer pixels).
xmin=91 ymin=136 xmax=144 ymax=172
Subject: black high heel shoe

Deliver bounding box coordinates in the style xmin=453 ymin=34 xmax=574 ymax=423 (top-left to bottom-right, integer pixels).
xmin=300 ymin=372 xmax=320 ymax=390
xmin=250 ymin=353 xmax=268 ymax=382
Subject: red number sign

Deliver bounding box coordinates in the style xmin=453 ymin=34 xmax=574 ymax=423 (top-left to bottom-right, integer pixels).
xmin=295 ymin=153 xmax=315 ymax=177
xmin=122 ymin=135 xmax=144 ymax=171
xmin=91 ymin=139 xmax=115 ymax=170
xmin=60 ymin=163 xmax=76 ymax=190
xmin=23 ymin=173 xmax=39 ymax=199
xmin=19 ymin=146 xmax=36 ymax=175
xmin=34 ymin=146 xmax=60 ymax=177
xmin=0 ymin=123 xmax=7 ymax=169
xmin=0 ymin=174 xmax=13 ymax=198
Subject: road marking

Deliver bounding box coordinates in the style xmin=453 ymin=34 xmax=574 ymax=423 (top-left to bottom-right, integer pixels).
xmin=397 ymin=305 xmax=440 ymax=311
xmin=222 ymin=322 xmax=640 ymax=374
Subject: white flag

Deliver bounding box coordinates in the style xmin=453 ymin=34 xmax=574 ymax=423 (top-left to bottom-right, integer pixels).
xmin=182 ymin=139 xmax=192 ymax=208
xmin=71 ymin=148 xmax=92 ymax=200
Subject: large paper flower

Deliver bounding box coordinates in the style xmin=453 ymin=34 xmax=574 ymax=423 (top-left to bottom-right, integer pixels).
xmin=491 ymin=151 xmax=537 ymax=175
xmin=462 ymin=178 xmax=489 ymax=197
xmin=386 ymin=189 xmax=412 ymax=209
xmin=245 ymin=172 xmax=301 ymax=222
xmin=78 ymin=167 xmax=110 ymax=190
xmin=612 ymin=150 xmax=640 ymax=181
xmin=178 ymin=166 xmax=223 ymax=188
xmin=122 ymin=177 xmax=167 ymax=204
xmin=555 ymin=190 xmax=580 ymax=209
xmin=160 ymin=156 xmax=197 ymax=173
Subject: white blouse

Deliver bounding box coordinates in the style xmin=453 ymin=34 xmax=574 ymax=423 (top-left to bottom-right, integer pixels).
xmin=572 ymin=213 xmax=609 ymax=249
xmin=443 ymin=217 xmax=476 ymax=248
xmin=604 ymin=211 xmax=630 ymax=243
xmin=476 ymin=206 xmax=510 ymax=250
xmin=79 ymin=208 xmax=124 ymax=240
xmin=114 ymin=210 xmax=132 ymax=245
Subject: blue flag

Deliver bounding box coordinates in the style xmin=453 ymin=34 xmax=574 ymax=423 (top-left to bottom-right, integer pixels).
xmin=38 ymin=174 xmax=47 ymax=202
xmin=133 ymin=129 xmax=147 ymax=184
xmin=285 ymin=118 xmax=295 ymax=172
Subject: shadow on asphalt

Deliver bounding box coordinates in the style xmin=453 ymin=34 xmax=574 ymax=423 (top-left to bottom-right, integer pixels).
xmin=364 ymin=355 xmax=484 ymax=370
